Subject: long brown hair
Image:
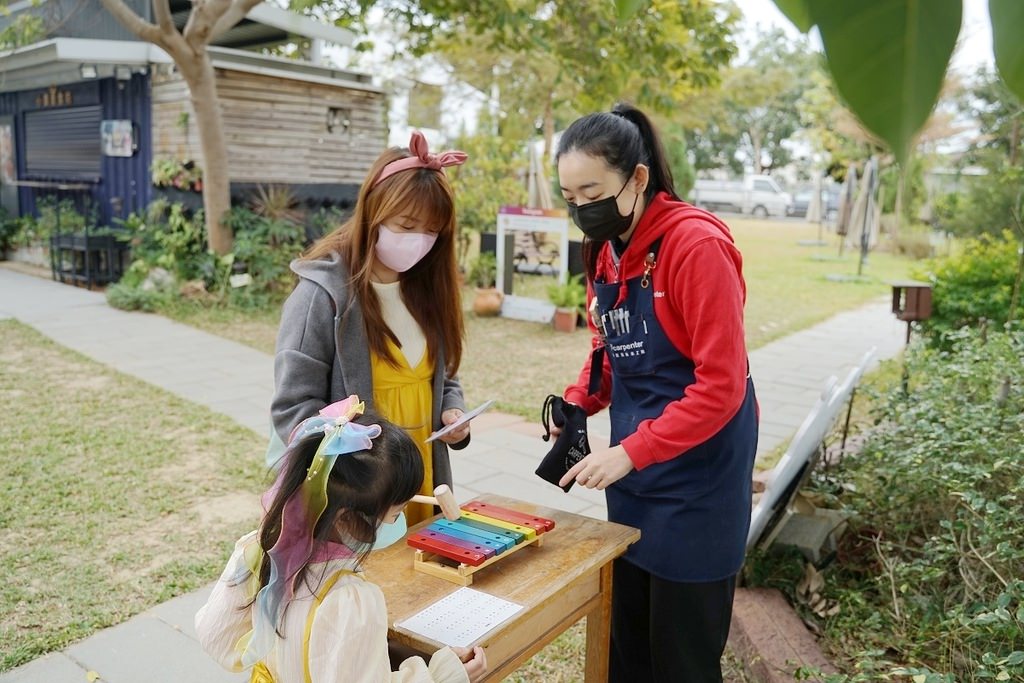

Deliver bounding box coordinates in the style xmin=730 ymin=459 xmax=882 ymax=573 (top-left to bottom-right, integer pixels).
xmin=304 ymin=146 xmax=464 ymax=375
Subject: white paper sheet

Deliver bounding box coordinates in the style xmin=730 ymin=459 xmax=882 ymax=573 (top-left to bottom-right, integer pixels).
xmin=425 ymin=399 xmax=495 ymax=442
xmin=394 ymin=587 xmax=523 ymax=647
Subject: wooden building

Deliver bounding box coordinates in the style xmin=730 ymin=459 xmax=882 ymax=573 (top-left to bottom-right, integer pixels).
xmin=0 ymin=0 xmax=386 ymax=228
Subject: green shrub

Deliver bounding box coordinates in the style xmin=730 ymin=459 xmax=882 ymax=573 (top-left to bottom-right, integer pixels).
xmin=110 ymin=201 xmax=307 ymax=310
xmin=446 ymin=123 xmax=528 ymax=242
xmin=0 ymin=207 xmax=17 ymax=252
xmin=150 ymin=158 xmax=203 ymax=192
xmin=222 ymin=207 xmax=305 ymax=307
xmin=771 ymin=328 xmax=1024 ymax=681
xmin=933 ymin=165 xmax=1021 ymax=239
xmin=115 ymin=200 xmax=210 ymax=284
xmin=306 ymin=206 xmax=346 ymax=242
xmin=915 ymin=230 xmax=1022 ymax=341
xmin=546 ymin=274 xmax=586 ymax=310
xmin=7 ymin=198 xmax=92 ymax=248
xmin=879 ymin=156 xmax=927 ymax=221
xmin=467 ymin=252 xmax=497 ymax=288
xmin=36 ymin=197 xmax=91 ymax=236
xmin=105 ymin=281 xmax=171 ymax=312
xmin=889 ymin=223 xmax=935 ymax=260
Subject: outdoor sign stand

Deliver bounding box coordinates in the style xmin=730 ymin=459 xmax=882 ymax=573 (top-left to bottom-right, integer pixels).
xmin=495 ymin=206 xmax=570 ymax=323
xmin=890 ymin=280 xmax=933 ymax=393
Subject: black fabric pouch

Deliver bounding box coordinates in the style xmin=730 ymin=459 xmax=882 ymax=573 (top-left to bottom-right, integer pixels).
xmin=535 ymin=394 xmax=591 ymax=492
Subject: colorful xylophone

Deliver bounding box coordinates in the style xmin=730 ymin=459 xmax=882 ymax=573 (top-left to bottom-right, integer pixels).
xmin=407 ymin=501 xmax=557 ymax=585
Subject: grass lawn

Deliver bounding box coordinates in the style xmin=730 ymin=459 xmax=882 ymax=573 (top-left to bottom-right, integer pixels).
xmin=735 ymin=219 xmax=913 ymax=347
xmin=0 ymin=320 xmax=266 ymax=672
xmin=160 ymin=217 xmax=917 ymax=420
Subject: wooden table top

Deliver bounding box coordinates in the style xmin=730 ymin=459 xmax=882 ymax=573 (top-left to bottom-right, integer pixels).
xmin=365 ymin=494 xmax=640 ymax=649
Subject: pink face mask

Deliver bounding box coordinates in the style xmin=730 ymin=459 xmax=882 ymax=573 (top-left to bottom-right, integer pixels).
xmin=374 ymin=225 xmax=438 ymax=273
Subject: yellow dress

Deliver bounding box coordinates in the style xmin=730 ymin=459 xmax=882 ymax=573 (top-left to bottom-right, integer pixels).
xmin=371 ymin=339 xmax=435 ymax=527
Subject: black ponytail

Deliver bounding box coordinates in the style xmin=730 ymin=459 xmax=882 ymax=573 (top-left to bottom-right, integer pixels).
xmin=557 ymin=102 xmax=680 ymax=279
xmin=610 ymin=103 xmax=678 ymax=202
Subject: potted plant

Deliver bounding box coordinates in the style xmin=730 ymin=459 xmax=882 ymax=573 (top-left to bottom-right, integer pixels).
xmin=547 ymin=274 xmax=586 ymax=332
xmin=468 ymin=252 xmax=503 ymax=316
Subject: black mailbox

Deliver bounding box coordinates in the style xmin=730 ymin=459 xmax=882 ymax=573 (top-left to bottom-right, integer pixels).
xmin=890 ymin=280 xmax=933 ymax=322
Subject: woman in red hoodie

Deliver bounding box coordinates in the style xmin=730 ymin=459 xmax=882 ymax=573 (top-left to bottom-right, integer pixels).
xmin=552 ymin=103 xmax=758 ymax=682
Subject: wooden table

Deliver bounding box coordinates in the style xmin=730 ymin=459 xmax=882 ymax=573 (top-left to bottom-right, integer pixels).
xmin=366 ymin=494 xmax=641 ymax=682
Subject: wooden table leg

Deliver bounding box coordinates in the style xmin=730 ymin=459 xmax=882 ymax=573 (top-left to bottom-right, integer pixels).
xmin=584 ymin=561 xmax=614 ymax=682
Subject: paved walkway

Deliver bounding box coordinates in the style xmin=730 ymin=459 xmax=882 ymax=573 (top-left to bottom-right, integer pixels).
xmin=0 ymin=265 xmax=906 ymax=682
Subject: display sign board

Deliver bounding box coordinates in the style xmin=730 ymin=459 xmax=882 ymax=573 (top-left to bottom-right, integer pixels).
xmin=495 ymin=206 xmax=570 ymax=322
xmin=101 ymin=120 xmax=136 ymax=157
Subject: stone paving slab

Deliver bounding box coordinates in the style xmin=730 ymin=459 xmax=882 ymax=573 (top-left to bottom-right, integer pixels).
xmin=145 ymin=584 xmax=216 ymax=641
xmin=62 ymin=613 xmax=246 ymax=683
xmin=0 ymin=654 xmax=86 ymax=683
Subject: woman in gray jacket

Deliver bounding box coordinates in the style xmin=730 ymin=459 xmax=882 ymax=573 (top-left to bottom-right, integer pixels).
xmin=270 ymin=132 xmax=471 ymax=526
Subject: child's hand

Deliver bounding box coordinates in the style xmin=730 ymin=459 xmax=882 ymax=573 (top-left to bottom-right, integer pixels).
xmin=451 ymin=645 xmax=487 ymax=682
xmin=438 ymin=408 xmax=470 ymax=444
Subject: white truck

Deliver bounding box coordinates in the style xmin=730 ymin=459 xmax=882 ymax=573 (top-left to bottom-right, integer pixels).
xmin=690 ymin=175 xmax=793 ymax=218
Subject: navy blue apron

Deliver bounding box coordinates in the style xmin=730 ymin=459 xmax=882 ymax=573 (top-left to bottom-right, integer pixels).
xmin=593 ymin=238 xmax=758 ymax=582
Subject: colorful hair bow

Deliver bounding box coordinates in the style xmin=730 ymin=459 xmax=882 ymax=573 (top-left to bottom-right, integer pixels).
xmin=373 ymin=131 xmax=468 ymax=186
xmin=240 ymin=395 xmax=381 ymax=668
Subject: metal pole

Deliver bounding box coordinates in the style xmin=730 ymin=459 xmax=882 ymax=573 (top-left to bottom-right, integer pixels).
xmin=901 ymin=321 xmax=912 ymax=395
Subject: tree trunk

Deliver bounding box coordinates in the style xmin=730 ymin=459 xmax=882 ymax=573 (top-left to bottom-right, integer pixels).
xmin=749 ymin=130 xmax=763 ymax=175
xmin=543 ymin=90 xmax=555 ymax=165
xmin=180 ymin=54 xmax=233 ymax=255
xmin=893 ymin=164 xmax=904 ymax=241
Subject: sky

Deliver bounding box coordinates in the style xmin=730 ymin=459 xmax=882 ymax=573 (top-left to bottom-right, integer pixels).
xmin=732 ymin=0 xmax=995 ymax=76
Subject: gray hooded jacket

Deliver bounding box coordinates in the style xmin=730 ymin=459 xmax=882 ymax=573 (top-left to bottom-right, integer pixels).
xmin=270 ymin=251 xmax=467 ymax=486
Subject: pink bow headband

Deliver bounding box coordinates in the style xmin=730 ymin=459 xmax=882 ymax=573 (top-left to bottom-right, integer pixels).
xmin=373 ymin=131 xmax=468 ymax=186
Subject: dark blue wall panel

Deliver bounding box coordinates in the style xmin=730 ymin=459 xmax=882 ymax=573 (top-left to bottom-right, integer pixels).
xmin=100 ymin=72 xmax=152 ymax=223
xmin=0 ymin=74 xmax=151 ymax=226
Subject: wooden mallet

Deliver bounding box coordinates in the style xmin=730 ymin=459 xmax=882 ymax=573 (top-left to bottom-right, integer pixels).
xmin=411 ymin=484 xmax=460 ymax=521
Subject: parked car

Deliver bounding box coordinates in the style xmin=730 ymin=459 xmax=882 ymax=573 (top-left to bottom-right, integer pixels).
xmin=786 ymin=187 xmax=839 ymax=220
xmin=690 ymin=175 xmax=792 ymax=218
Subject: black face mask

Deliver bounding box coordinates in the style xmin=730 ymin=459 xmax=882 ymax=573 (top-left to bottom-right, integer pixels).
xmin=567 ymin=179 xmax=638 ymax=242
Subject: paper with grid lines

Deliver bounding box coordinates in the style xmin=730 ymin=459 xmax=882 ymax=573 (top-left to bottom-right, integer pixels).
xmin=395 ymin=587 xmax=522 ymax=647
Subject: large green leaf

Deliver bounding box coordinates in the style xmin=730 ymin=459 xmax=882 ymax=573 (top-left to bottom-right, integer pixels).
xmin=614 ymin=0 xmax=645 ymax=23
xmin=808 ymin=0 xmax=961 ymax=162
xmin=990 ymin=0 xmax=1024 ymax=103
xmin=772 ymin=0 xmax=813 ymax=33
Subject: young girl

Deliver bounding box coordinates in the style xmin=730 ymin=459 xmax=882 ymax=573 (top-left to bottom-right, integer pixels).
xmin=197 ymin=396 xmax=488 ymax=682
xmin=549 ymin=103 xmax=758 ymax=682
xmin=270 ymin=132 xmax=471 ymax=526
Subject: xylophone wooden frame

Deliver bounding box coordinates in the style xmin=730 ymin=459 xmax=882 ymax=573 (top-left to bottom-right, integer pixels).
xmin=412 ymin=532 xmax=546 ymax=585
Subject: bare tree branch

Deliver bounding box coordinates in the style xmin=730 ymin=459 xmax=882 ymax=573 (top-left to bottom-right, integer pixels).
xmin=148 ymin=0 xmax=191 ymax=57
xmin=209 ymin=0 xmax=263 ymax=42
xmin=183 ymin=0 xmax=230 ymax=46
xmin=152 ymin=0 xmax=175 ymax=34
xmin=99 ymin=0 xmax=161 ymax=43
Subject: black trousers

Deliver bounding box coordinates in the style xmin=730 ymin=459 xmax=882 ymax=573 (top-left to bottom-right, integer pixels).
xmin=609 ymin=558 xmax=736 ymax=683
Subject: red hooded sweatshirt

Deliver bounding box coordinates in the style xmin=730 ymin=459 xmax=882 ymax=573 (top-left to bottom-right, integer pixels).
xmin=564 ymin=191 xmax=752 ymax=470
